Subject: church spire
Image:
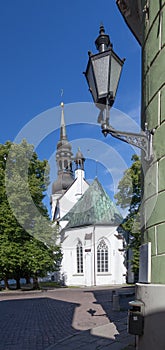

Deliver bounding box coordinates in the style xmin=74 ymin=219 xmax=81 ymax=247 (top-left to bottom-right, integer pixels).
xmin=60 ymin=102 xmax=67 ymax=140
xmin=52 ymin=101 xmax=74 ymax=195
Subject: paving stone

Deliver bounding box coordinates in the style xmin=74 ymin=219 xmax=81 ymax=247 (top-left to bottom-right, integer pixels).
xmin=0 ymin=286 xmax=135 ymax=350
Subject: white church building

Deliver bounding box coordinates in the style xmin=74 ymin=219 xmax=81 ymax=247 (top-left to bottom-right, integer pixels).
xmin=50 ymin=103 xmax=126 ymax=286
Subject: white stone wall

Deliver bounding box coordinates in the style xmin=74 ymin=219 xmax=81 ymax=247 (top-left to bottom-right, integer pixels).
xmin=60 ymin=225 xmax=126 ymax=286
xmin=136 ymin=283 xmax=165 ymax=350
xmin=59 ymin=171 xmax=89 ymax=220
xmin=51 ymin=193 xmax=62 ymax=221
xmin=51 ymin=169 xmax=88 ymax=224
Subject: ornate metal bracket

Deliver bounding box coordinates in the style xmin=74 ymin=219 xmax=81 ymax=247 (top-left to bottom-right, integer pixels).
xmin=101 ymin=122 xmax=154 ymax=162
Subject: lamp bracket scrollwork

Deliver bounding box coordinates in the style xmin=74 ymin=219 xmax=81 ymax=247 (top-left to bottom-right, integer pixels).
xmin=101 ymin=122 xmax=155 ymax=162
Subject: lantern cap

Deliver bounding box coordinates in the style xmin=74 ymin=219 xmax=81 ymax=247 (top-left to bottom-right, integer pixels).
xmin=95 ymin=24 xmax=111 ymax=52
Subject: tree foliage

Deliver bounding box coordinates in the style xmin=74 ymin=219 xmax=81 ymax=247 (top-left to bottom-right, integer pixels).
xmin=0 ymin=140 xmax=62 ymax=289
xmin=115 ymin=154 xmax=141 ymax=275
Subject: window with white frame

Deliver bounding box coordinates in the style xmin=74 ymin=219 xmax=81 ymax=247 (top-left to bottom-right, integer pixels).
xmin=77 ymin=240 xmax=83 ymax=273
xmin=97 ymin=239 xmax=108 ymax=272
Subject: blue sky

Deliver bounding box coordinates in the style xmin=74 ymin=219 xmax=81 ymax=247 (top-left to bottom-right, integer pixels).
xmin=0 ymin=0 xmax=141 ymax=216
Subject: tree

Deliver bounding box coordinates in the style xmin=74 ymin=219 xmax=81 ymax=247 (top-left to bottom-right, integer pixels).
xmin=115 ymin=154 xmax=142 ymax=276
xmin=23 ymin=238 xmax=59 ymax=289
xmin=0 ymin=140 xmax=61 ymax=289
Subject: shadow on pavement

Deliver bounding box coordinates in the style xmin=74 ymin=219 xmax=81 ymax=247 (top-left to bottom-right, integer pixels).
xmin=47 ymin=286 xmax=135 ymax=350
xmin=0 ymin=297 xmax=80 ymax=350
xmin=84 ymin=286 xmax=135 ymax=345
xmin=0 ymin=287 xmax=135 ymax=350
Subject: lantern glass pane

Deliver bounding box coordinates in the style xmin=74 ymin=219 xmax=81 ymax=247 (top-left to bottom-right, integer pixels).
xmin=92 ymin=55 xmax=109 ymax=97
xmin=110 ymin=54 xmax=123 ymax=97
xmin=86 ymin=61 xmax=97 ymax=102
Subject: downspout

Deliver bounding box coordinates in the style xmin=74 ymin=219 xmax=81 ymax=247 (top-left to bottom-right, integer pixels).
xmin=93 ymin=225 xmax=96 ymax=286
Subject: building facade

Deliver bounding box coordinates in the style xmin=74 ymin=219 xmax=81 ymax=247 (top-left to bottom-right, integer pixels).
xmin=51 ymin=103 xmax=126 ymax=286
xmin=117 ymin=1 xmax=165 ymax=348
xmin=60 ymin=178 xmax=126 ymax=286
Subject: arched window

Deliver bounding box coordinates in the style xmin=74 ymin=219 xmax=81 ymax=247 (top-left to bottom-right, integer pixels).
xmin=77 ymin=241 xmax=83 ymax=273
xmin=97 ymin=239 xmax=108 ymax=273
xmin=59 ymin=160 xmax=62 ymax=170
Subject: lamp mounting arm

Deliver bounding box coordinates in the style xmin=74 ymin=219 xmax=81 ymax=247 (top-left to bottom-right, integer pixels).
xmin=101 ymin=122 xmax=155 ymax=162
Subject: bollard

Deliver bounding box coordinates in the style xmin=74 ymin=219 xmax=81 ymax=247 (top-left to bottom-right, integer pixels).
xmin=111 ymin=289 xmax=115 ymax=302
xmin=112 ymin=293 xmax=120 ymax=311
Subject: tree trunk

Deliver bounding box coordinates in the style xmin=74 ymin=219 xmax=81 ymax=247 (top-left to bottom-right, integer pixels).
xmin=25 ymin=275 xmax=31 ymax=285
xmin=4 ymin=276 xmax=9 ymax=290
xmin=33 ymin=275 xmax=40 ymax=290
xmin=16 ymin=277 xmax=21 ymax=289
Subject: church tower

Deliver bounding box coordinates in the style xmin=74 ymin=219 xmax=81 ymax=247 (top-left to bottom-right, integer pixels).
xmin=75 ymin=147 xmax=85 ymax=178
xmin=51 ymin=102 xmax=74 ymax=220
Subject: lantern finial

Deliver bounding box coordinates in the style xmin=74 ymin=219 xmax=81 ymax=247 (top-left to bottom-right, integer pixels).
xmin=95 ymin=24 xmax=111 ymax=52
xmin=99 ymin=23 xmax=105 ymax=35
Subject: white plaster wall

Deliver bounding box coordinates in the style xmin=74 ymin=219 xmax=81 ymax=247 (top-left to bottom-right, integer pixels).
xmin=51 ymin=193 xmax=62 ymax=220
xmin=51 ymin=170 xmax=88 ymax=224
xmin=136 ymin=283 xmax=165 ymax=350
xmin=94 ymin=226 xmax=126 ymax=285
xmin=60 ymin=226 xmax=92 ymax=286
xmin=59 ymin=176 xmax=88 ymax=219
xmin=60 ymin=225 xmax=126 ymax=286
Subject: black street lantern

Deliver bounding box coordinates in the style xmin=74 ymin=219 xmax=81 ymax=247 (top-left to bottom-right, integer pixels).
xmin=84 ymin=25 xmax=125 ymax=109
xmin=84 ymin=25 xmax=154 ymax=162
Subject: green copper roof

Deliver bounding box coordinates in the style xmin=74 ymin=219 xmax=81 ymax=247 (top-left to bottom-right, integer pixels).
xmin=61 ymin=178 xmax=122 ymax=228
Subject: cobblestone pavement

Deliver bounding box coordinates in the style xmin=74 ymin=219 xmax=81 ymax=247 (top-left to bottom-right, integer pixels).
xmin=0 ymin=286 xmax=135 ymax=350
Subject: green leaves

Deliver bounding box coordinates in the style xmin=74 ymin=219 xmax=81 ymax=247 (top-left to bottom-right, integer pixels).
xmin=115 ymin=154 xmax=141 ymax=211
xmin=115 ymin=154 xmax=142 ymax=275
xmin=0 ymin=140 xmax=61 ymax=288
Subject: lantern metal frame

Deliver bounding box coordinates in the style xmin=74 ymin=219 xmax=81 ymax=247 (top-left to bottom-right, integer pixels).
xmin=84 ymin=25 xmax=154 ymax=162
xmin=85 ymin=48 xmax=125 ymax=108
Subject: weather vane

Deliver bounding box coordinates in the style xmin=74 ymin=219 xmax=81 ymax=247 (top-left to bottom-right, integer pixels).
xmin=60 ymin=89 xmax=64 ymax=108
xmin=61 ymin=89 xmax=64 ymax=98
